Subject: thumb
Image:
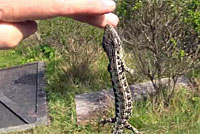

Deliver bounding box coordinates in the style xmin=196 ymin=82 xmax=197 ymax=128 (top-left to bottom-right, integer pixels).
xmin=0 ymin=21 xmax=37 ymax=49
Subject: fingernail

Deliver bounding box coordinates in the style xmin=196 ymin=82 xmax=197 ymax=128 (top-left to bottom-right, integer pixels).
xmin=105 ymin=13 xmax=119 ymax=27
xmin=104 ymin=0 xmax=116 ymax=9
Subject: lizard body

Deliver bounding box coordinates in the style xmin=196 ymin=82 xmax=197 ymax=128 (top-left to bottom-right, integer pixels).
xmin=102 ymin=24 xmax=142 ymax=134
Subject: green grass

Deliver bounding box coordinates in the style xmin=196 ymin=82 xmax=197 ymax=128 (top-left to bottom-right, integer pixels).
xmin=1 ymin=17 xmax=200 ymax=134
xmin=0 ymin=49 xmax=24 ymax=69
xmin=131 ymin=88 xmax=200 ymax=134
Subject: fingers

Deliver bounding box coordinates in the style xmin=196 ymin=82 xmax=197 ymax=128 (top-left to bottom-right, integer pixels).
xmin=58 ymin=0 xmax=116 ymax=15
xmin=0 ymin=21 xmax=37 ymax=49
xmin=0 ymin=0 xmax=118 ymax=27
xmin=0 ymin=0 xmax=60 ymax=21
xmin=71 ymin=13 xmax=119 ymax=28
xmin=0 ymin=0 xmax=116 ymax=21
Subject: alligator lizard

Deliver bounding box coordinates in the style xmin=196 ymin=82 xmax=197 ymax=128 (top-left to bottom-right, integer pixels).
xmin=101 ymin=24 xmax=142 ymax=134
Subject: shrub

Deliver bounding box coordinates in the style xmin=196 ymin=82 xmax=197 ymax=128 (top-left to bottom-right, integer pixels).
xmin=118 ymin=0 xmax=200 ymax=106
xmin=184 ymin=0 xmax=200 ymax=33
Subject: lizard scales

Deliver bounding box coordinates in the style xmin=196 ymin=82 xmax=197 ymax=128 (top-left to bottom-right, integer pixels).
xmin=102 ymin=24 xmax=141 ymax=134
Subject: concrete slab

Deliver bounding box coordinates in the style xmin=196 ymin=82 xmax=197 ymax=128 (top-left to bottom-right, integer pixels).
xmin=75 ymin=76 xmax=190 ymax=124
xmin=0 ymin=62 xmax=48 ymax=133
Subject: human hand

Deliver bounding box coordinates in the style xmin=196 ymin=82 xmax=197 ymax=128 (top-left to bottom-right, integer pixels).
xmin=0 ymin=0 xmax=118 ymax=49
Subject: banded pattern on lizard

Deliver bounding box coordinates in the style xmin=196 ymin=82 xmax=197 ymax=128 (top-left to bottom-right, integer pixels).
xmin=102 ymin=24 xmax=142 ymax=134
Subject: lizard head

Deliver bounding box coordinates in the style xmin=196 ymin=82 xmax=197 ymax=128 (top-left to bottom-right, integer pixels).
xmin=102 ymin=24 xmax=121 ymax=57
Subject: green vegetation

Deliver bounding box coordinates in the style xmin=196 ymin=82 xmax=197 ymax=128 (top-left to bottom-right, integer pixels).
xmin=0 ymin=50 xmax=24 ymax=68
xmin=117 ymin=0 xmax=200 ymax=107
xmin=184 ymin=0 xmax=200 ymax=33
xmin=1 ymin=0 xmax=200 ymax=134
